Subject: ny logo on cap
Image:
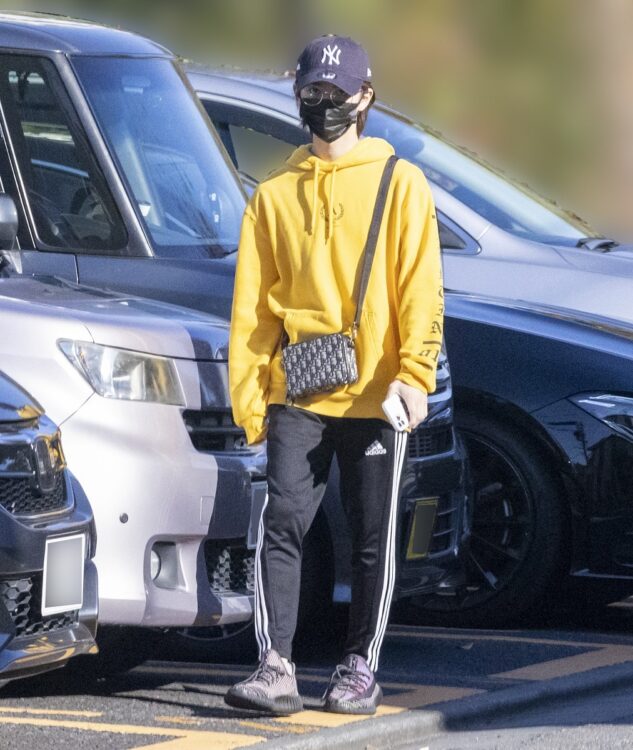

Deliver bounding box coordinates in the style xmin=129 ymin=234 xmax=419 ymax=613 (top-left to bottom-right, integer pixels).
xmin=321 ymin=44 xmax=341 ymax=65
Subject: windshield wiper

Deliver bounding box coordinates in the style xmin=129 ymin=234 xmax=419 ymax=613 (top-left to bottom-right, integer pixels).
xmin=576 ymin=236 xmax=620 ymax=252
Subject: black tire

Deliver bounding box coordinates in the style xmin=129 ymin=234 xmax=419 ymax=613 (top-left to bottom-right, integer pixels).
xmin=409 ymin=410 xmax=568 ymax=627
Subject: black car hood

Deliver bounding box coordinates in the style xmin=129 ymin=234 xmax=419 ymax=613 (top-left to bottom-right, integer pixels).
xmin=446 ymin=289 xmax=633 ymax=347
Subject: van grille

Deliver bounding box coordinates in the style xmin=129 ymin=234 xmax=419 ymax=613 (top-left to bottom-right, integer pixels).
xmin=183 ymin=410 xmax=248 ymax=452
xmin=204 ymin=540 xmax=255 ymax=594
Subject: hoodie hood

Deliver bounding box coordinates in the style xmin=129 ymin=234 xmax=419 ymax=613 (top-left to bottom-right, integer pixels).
xmin=285 ymin=136 xmax=395 ymax=239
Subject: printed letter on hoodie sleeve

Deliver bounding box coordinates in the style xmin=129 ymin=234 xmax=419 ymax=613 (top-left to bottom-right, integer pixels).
xmin=229 ymin=198 xmax=282 ymax=444
xmin=395 ymin=168 xmax=444 ymax=394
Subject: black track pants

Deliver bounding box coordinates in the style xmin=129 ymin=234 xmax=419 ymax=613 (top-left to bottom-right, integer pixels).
xmin=254 ymin=403 xmax=409 ymax=671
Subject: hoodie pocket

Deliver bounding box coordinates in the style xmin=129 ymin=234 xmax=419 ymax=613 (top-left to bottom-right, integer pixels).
xmin=283 ymin=309 xmax=336 ymax=345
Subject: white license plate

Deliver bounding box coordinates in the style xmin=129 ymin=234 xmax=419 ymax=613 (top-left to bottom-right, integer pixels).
xmin=247 ymin=483 xmax=268 ymax=550
xmin=41 ymin=534 xmax=85 ymax=616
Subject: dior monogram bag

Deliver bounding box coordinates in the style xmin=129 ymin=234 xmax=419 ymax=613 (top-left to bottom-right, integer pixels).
xmin=281 ymin=155 xmax=398 ymax=403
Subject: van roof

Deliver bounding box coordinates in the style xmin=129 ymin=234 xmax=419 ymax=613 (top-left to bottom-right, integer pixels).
xmin=0 ymin=11 xmax=172 ymax=56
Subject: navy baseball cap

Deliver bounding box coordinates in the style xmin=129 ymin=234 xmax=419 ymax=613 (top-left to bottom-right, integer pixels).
xmin=295 ymin=34 xmax=372 ymax=96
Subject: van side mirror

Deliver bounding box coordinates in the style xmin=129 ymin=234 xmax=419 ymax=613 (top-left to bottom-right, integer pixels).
xmin=0 ymin=194 xmax=18 ymax=251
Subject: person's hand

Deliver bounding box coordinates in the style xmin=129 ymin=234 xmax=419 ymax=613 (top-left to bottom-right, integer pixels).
xmin=386 ymin=380 xmax=428 ymax=430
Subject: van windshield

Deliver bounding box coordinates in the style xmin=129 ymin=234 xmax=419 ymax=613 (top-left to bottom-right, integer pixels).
xmin=72 ymin=56 xmax=245 ymax=258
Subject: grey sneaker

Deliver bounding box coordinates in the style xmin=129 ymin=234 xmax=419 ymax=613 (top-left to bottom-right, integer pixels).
xmin=322 ymin=653 xmax=383 ymax=714
xmin=224 ymin=649 xmax=303 ymax=715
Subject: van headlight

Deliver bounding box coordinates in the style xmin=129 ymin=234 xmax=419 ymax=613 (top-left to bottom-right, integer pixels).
xmin=58 ymin=340 xmax=185 ymax=406
xmin=570 ymin=393 xmax=633 ymax=442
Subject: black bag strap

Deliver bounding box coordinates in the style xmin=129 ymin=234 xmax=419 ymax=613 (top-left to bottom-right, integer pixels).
xmin=352 ymin=154 xmax=398 ymax=334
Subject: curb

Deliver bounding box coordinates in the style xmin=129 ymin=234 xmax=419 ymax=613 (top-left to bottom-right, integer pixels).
xmin=265 ymin=659 xmax=633 ymax=749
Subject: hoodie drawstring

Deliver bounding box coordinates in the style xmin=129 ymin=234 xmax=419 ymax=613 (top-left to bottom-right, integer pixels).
xmin=327 ymin=165 xmax=338 ymax=242
xmin=310 ymin=161 xmax=338 ymax=240
xmin=311 ymin=160 xmax=320 ymax=235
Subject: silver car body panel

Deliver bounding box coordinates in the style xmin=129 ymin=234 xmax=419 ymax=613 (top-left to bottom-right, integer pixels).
xmin=0 ymin=275 xmax=255 ymax=626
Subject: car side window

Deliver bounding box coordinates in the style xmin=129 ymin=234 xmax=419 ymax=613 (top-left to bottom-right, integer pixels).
xmin=228 ymin=124 xmax=297 ymax=183
xmin=0 ymin=54 xmax=127 ymax=253
xmin=201 ymin=99 xmax=307 ymax=182
xmin=437 ymin=211 xmax=479 ymax=254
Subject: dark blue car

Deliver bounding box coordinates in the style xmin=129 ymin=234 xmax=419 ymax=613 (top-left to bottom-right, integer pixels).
xmin=0 ymin=370 xmax=97 ymax=683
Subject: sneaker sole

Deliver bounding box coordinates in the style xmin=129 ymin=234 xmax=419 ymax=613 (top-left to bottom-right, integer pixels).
xmin=224 ymin=688 xmax=304 ymax=716
xmin=324 ymin=683 xmax=383 ymax=715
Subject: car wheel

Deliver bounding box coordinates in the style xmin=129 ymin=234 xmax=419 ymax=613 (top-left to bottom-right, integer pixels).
xmin=409 ymin=410 xmax=568 ymax=627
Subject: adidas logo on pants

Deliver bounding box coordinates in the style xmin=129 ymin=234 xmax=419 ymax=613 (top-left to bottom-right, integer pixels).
xmin=365 ymin=439 xmax=387 ymax=456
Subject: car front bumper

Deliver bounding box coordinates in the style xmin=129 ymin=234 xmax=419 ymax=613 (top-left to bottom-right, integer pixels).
xmin=58 ymin=393 xmax=263 ymax=628
xmin=0 ymin=559 xmax=98 ymax=681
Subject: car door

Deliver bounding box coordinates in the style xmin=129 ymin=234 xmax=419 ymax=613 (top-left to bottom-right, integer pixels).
xmin=0 ymin=52 xmax=133 ymax=281
xmin=0 ymin=52 xmax=244 ymax=320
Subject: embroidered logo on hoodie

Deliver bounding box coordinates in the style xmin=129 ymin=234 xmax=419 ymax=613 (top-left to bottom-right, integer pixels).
xmin=320 ymin=203 xmax=345 ymax=224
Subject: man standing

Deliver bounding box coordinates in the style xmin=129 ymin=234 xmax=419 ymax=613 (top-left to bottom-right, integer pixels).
xmin=226 ymin=34 xmax=443 ymax=715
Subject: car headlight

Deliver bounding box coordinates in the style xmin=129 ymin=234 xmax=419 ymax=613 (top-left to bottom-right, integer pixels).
xmin=570 ymin=393 xmax=633 ymax=442
xmin=58 ymin=340 xmax=185 ymax=406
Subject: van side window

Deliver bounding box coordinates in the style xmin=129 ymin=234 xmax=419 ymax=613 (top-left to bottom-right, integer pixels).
xmin=0 ymin=55 xmax=127 ymax=252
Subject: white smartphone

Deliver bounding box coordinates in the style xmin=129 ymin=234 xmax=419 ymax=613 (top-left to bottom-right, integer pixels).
xmin=381 ymin=393 xmax=411 ymax=432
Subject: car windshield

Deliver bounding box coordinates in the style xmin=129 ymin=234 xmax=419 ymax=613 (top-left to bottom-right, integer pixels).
xmin=366 ymin=108 xmax=600 ymax=246
xmin=71 ymin=57 xmax=245 ymax=258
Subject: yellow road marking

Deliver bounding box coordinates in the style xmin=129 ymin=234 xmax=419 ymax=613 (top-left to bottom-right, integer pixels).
xmin=155 ymin=715 xmax=205 ymax=726
xmin=137 ymin=738 xmax=262 ymax=750
xmin=0 ymin=707 xmax=103 ymax=717
xmin=0 ymin=716 xmax=263 ymax=750
xmin=274 ymin=705 xmax=404 ymax=728
xmin=492 ymin=645 xmax=633 ymax=681
xmin=239 ymin=719 xmax=312 ymax=734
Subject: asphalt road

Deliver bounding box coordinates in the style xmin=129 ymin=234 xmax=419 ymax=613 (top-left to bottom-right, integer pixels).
xmin=2 ymin=600 xmax=633 ymax=748
xmin=408 ymin=682 xmax=633 ymax=749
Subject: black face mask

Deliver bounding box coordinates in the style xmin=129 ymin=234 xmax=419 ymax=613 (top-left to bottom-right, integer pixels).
xmin=300 ymin=99 xmax=359 ymax=143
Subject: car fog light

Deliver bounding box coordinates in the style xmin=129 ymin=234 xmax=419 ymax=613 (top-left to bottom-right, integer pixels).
xmin=150 ymin=549 xmax=161 ymax=580
xmin=150 ymin=542 xmax=181 ymax=589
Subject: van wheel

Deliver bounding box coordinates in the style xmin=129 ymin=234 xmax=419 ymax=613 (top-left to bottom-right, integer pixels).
xmin=409 ymin=410 xmax=567 ymax=627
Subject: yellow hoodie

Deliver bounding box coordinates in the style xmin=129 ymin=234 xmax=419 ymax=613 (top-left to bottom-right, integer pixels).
xmin=229 ymin=136 xmax=443 ymax=444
